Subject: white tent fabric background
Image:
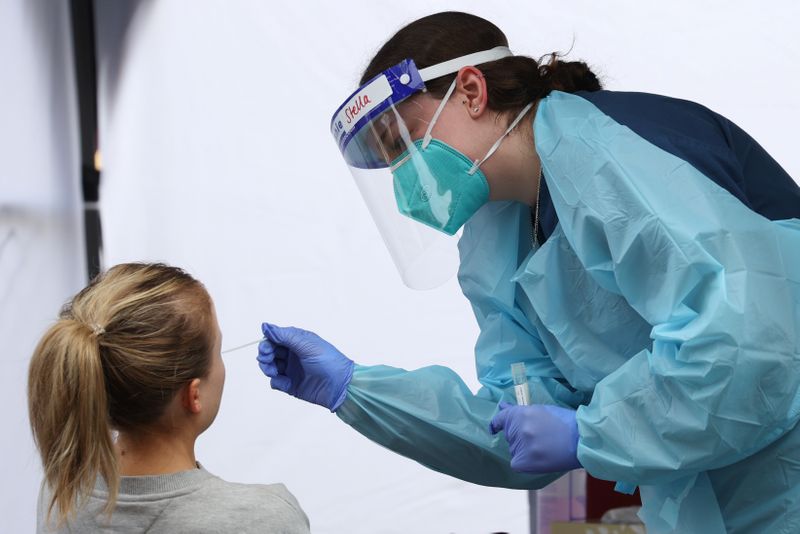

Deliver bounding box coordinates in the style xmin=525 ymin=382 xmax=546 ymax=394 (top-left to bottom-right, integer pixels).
xmin=1 ymin=1 xmax=85 ymax=533
xmin=3 ymin=1 xmax=799 ymax=533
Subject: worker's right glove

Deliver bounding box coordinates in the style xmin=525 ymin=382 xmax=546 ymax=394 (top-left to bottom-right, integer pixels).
xmin=257 ymin=323 xmax=354 ymax=412
xmin=490 ymin=401 xmax=582 ymax=474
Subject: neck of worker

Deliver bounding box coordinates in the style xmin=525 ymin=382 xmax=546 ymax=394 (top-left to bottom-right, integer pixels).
xmin=479 ymin=104 xmax=541 ymax=207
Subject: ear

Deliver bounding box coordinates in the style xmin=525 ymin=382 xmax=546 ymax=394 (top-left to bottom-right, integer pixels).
xmin=455 ymin=66 xmax=488 ymax=119
xmin=182 ymin=378 xmax=203 ymax=414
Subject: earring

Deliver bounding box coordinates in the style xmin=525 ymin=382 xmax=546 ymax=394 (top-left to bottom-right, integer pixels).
xmin=473 ymin=107 xmax=480 ymax=112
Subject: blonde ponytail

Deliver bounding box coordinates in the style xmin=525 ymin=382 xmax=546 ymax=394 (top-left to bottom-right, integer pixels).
xmin=28 ymin=319 xmax=118 ymax=525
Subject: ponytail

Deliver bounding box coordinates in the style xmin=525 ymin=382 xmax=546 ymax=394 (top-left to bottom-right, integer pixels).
xmin=28 ymin=319 xmax=118 ymax=526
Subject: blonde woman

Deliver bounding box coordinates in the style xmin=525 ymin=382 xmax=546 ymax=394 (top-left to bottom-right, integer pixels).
xmin=28 ymin=263 xmax=310 ymax=533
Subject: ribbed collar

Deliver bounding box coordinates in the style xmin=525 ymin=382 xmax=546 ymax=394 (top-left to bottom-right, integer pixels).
xmin=95 ymin=462 xmax=215 ymax=496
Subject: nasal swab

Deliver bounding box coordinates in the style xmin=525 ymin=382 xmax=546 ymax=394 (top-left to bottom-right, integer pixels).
xmin=221 ymin=338 xmax=264 ymax=354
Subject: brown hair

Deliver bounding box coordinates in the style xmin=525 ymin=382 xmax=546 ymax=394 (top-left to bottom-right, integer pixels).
xmin=27 ymin=263 xmax=214 ymax=526
xmin=361 ymin=12 xmax=601 ymax=120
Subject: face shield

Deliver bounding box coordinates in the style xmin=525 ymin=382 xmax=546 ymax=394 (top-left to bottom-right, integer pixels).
xmin=331 ymin=46 xmax=513 ymax=289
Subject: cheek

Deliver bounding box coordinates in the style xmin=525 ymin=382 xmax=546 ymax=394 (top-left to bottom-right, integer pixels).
xmin=404 ymin=117 xmax=427 ymax=142
xmin=431 ymin=107 xmax=483 ymax=158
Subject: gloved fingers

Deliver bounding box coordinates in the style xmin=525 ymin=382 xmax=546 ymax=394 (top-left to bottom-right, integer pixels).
xmin=258 ymin=358 xmax=278 ymax=377
xmin=269 ymin=345 xmax=290 ymax=374
xmin=257 ymin=338 xmax=276 ymax=359
xmin=257 ymin=344 xmax=287 ymax=377
xmin=256 ymin=343 xmax=275 ymax=364
xmin=490 ymin=407 xmax=511 ymax=435
xmin=274 ymin=345 xmax=290 ymax=362
xmin=270 ymin=375 xmax=293 ymax=393
xmin=260 ymin=339 xmax=291 ymax=363
xmin=261 ymin=322 xmax=277 ymax=337
xmin=261 ymin=322 xmax=301 ymax=346
xmin=509 ymin=454 xmax=535 ymax=474
xmin=498 ymin=401 xmax=514 ymax=410
xmin=262 ymin=322 xmax=323 ymax=353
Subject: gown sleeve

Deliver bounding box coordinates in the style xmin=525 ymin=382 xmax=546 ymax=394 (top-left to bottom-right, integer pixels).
xmin=535 ymin=91 xmax=800 ymax=485
xmin=336 ymin=201 xmax=588 ymax=489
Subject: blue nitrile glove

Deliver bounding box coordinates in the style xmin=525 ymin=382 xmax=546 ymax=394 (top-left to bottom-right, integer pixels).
xmin=490 ymin=401 xmax=582 ymax=474
xmin=257 ymin=323 xmax=354 ymax=412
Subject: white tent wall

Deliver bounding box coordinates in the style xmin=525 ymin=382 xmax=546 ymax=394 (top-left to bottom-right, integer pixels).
xmin=0 ymin=1 xmax=85 ymax=532
xmin=0 ymin=1 xmax=783 ymax=534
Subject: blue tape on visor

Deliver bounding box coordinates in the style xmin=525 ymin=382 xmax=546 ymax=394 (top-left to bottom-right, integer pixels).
xmin=331 ymin=60 xmax=426 ymax=169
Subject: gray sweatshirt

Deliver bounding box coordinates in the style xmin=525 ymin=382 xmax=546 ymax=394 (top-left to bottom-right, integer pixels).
xmin=36 ymin=464 xmax=311 ymax=533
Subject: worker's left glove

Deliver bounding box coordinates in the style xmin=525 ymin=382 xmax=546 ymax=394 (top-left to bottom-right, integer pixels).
xmin=490 ymin=402 xmax=582 ymax=474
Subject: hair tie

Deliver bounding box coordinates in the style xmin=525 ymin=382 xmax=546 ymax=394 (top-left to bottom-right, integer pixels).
xmin=91 ymin=323 xmax=105 ymax=336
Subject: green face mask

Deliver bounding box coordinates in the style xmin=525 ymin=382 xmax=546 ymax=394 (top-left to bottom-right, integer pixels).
xmin=390 ymin=97 xmax=534 ymax=236
xmin=391 ymin=138 xmax=490 ymax=236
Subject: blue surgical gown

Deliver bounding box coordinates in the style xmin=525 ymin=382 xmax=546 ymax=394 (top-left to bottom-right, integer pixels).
xmin=336 ymin=90 xmax=800 ymax=533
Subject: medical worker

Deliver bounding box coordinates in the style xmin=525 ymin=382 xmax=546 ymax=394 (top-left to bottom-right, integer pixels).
xmin=257 ymin=12 xmax=800 ymax=533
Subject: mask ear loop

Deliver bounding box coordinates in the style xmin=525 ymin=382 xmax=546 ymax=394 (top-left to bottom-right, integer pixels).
xmin=468 ymin=101 xmax=534 ymax=175
xmin=421 ymin=78 xmax=458 ymax=150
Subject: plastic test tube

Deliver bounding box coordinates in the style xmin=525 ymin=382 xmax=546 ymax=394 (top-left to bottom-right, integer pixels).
xmin=511 ymin=362 xmax=531 ymax=406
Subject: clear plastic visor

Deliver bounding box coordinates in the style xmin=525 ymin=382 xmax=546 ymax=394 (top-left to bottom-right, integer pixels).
xmin=344 ymin=98 xmax=461 ymax=290
xmin=331 ymin=47 xmax=513 ymax=289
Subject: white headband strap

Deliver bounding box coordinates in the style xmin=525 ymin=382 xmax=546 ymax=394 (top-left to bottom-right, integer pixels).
xmin=417 ymin=46 xmax=513 ymax=82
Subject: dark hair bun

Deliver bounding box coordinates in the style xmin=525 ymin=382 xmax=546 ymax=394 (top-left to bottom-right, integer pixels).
xmin=543 ymin=59 xmax=602 ymax=93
